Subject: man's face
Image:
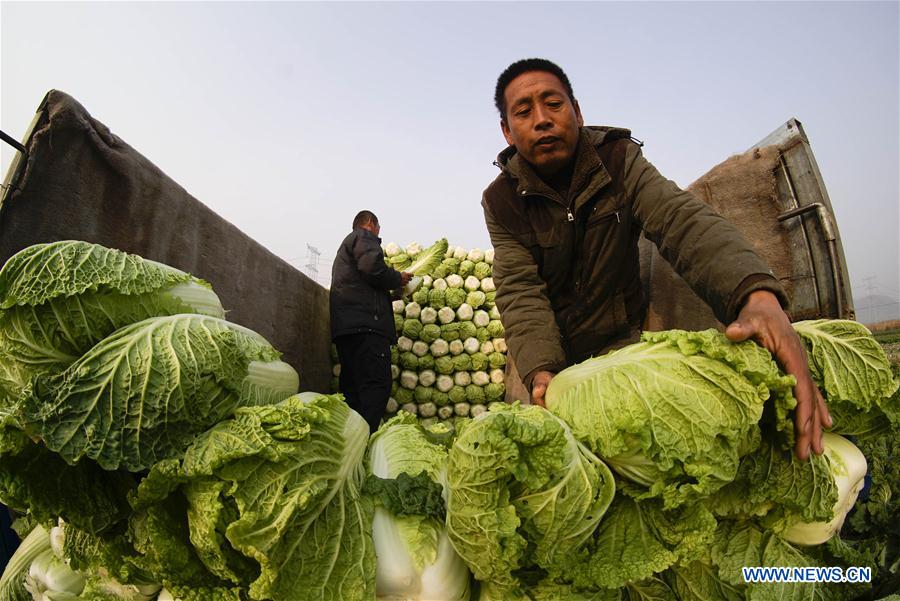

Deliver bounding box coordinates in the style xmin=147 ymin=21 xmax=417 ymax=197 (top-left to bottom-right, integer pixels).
xmin=500 ymin=71 xmax=583 ymax=178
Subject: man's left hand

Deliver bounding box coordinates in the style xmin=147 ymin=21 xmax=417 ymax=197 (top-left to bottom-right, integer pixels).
xmin=725 ymin=290 xmax=832 ymax=460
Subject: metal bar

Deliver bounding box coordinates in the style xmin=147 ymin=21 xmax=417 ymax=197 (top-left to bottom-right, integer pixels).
xmin=2 ymin=109 xmax=44 ymax=210
xmin=826 ymin=236 xmax=844 ymax=318
xmin=777 ymin=203 xmax=821 ymax=221
xmin=775 ymin=200 xmax=845 ymax=318
xmin=0 ymin=130 xmax=27 ymax=156
xmin=779 ymin=154 xmax=801 ymax=209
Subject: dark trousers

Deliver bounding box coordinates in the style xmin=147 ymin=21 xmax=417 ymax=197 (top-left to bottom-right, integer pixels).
xmin=334 ymin=333 xmax=392 ymax=433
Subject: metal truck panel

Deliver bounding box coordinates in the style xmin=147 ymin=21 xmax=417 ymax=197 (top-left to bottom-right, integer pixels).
xmin=642 ymin=117 xmax=854 ymax=332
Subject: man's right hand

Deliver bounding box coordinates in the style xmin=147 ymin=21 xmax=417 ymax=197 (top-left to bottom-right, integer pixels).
xmin=726 ymin=290 xmax=831 ymax=460
xmin=530 ymin=370 xmax=555 ymax=407
xmin=399 ymin=272 xmax=413 ymax=286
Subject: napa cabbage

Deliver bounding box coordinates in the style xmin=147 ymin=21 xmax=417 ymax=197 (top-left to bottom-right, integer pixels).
xmin=440 ymin=323 xmax=461 ymax=341
xmin=0 ymin=523 xmax=53 ymax=601
xmin=366 ymin=412 xmax=470 ymax=601
xmin=0 ymin=241 xmax=224 ymax=407
xmin=418 ymin=355 xmax=435 ymax=372
xmin=402 ymin=319 xmax=423 ymax=340
xmin=556 ymin=492 xmax=717 ymax=591
xmin=412 ymin=341 xmax=430 ymax=358
xmin=777 ymin=433 xmax=868 ymax=546
xmin=793 ymin=319 xmax=899 ymax=436
xmin=457 ymin=322 xmax=477 ymax=341
xmin=441 ymin=258 xmax=461 ymax=275
xmin=445 ymin=289 xmax=466 ymax=310
xmin=708 ymin=520 xmax=853 ymax=601
xmin=21 ymin=314 xmax=299 ymax=471
xmin=446 ymin=403 xmax=615 ymax=598
xmin=466 ymin=291 xmax=486 ymax=309
xmin=484 ymin=383 xmax=505 ymax=403
xmin=131 ymin=393 xmax=375 ymax=601
xmin=545 ymin=329 xmax=795 ymax=508
xmin=428 ymin=289 xmax=446 ymax=309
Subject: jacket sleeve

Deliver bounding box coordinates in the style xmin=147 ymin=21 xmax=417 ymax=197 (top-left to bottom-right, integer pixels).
xmin=483 ymin=196 xmax=568 ymax=389
xmin=353 ymin=235 xmax=403 ymax=291
xmin=625 ymin=143 xmax=788 ymax=323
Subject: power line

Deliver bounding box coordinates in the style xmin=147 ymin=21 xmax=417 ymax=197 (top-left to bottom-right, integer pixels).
xmin=857 ymin=301 xmax=900 ymax=310
xmin=860 ymin=276 xmax=878 ymax=298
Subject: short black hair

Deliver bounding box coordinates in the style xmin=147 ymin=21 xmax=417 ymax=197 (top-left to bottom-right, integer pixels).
xmin=494 ymin=58 xmax=575 ymax=120
xmin=352 ymin=210 xmax=378 ymax=229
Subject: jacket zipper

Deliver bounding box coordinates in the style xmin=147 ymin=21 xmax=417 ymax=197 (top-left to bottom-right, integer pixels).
xmin=373 ymin=289 xmax=380 ymax=322
xmin=588 ymin=209 xmax=621 ymax=225
xmin=520 ymin=189 xmax=574 ymax=223
xmin=520 ymin=190 xmax=622 ymax=291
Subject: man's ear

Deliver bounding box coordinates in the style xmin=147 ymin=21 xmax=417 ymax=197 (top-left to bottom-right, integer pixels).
xmin=501 ymin=118 xmax=514 ymax=146
xmin=574 ymin=99 xmax=584 ymax=127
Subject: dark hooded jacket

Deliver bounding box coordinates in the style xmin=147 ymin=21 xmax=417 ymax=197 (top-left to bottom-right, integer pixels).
xmin=482 ymin=126 xmax=787 ymax=388
xmin=330 ymin=228 xmax=403 ymax=341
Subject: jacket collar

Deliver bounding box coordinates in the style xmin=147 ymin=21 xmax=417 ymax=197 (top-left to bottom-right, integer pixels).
xmin=495 ymin=126 xmax=619 ymax=212
xmin=354 ymin=227 xmax=382 ymax=243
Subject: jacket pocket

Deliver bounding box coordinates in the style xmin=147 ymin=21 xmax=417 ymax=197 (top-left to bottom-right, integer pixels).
xmin=536 ymin=223 xmax=574 ymax=291
xmin=580 ymin=204 xmax=624 ymax=286
xmin=586 ymin=205 xmax=622 ymax=228
xmin=535 ymin=223 xmax=563 ymax=247
xmin=565 ymin=292 xmax=629 ymax=360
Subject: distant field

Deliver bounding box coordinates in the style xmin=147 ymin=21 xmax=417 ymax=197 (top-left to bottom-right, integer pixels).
xmin=868 ymin=320 xmax=900 ymax=364
xmin=871 ymin=329 xmax=900 ymax=345
xmin=861 ymin=320 xmax=900 ymax=364
xmin=867 ymin=319 xmax=900 ymax=334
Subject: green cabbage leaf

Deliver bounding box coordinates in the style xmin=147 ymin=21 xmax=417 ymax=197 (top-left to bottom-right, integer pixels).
xmin=21 ymin=314 xmax=299 ymax=471
xmin=406 ymin=239 xmax=450 ymax=277
xmin=793 ymin=320 xmax=899 ymax=435
xmin=0 ymin=241 xmax=224 ymax=407
xmin=446 ymin=403 xmax=615 ymax=598
xmin=558 ymin=493 xmax=717 ymax=590
xmin=131 ymin=393 xmax=375 ymax=601
xmin=546 ymin=329 xmax=795 ymax=508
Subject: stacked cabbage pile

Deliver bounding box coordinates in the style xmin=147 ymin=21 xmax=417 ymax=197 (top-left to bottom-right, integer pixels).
xmin=331 ymin=239 xmax=510 ymax=427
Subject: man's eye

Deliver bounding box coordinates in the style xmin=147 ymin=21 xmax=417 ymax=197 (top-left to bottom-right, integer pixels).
xmin=515 ymin=108 xmax=531 ymax=117
xmin=548 ymin=101 xmax=562 ymax=109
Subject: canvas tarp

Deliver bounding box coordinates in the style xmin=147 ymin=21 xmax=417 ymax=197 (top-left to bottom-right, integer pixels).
xmin=0 ymin=90 xmax=332 ymax=392
xmin=642 ymin=143 xmax=794 ymax=331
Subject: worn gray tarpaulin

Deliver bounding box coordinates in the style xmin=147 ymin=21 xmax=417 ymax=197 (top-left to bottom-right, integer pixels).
xmin=0 ymin=90 xmax=332 ymax=392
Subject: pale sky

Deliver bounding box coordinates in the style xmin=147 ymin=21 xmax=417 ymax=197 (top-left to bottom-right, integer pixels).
xmin=2 ymin=1 xmax=898 ymax=315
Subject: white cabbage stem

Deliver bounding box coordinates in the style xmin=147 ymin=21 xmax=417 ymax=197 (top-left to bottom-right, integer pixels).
xmin=243 ymin=359 xmax=300 ymax=404
xmin=166 ymin=281 xmax=226 ymax=319
xmin=781 ymin=433 xmax=868 ymax=546
xmin=25 ymin=549 xmax=85 ymax=601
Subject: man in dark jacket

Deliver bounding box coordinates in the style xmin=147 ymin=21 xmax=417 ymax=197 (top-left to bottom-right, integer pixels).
xmin=482 ymin=58 xmax=831 ymax=461
xmin=330 ymin=210 xmax=411 ymax=432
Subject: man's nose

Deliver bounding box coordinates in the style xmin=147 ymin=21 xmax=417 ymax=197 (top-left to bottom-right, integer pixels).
xmin=533 ymin=105 xmax=553 ymax=130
